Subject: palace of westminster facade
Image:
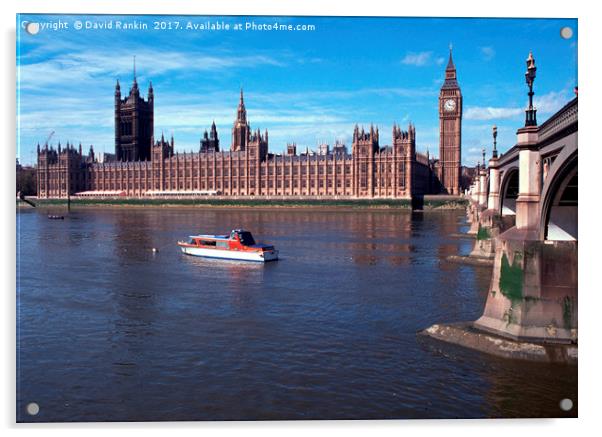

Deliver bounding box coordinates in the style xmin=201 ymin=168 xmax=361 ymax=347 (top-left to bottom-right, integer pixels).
xmin=36 ymin=51 xmax=464 ymax=199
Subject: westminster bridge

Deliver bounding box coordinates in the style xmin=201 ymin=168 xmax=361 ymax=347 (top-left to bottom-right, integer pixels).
xmin=460 ymin=54 xmax=577 ymax=348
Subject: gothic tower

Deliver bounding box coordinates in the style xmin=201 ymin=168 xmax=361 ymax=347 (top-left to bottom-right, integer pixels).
xmin=352 ymin=124 xmax=379 ymax=197
xmin=200 ymin=121 xmax=220 ymax=153
xmin=114 ymin=57 xmax=154 ymax=161
xmin=438 ymin=46 xmax=462 ymax=195
xmin=231 ymin=88 xmax=249 ymax=152
xmin=393 ymin=123 xmax=416 ymax=196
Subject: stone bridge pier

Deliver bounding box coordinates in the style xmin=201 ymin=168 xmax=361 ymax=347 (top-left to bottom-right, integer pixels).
xmin=475 ymin=125 xmax=577 ymax=343
xmin=466 ymin=164 xmax=488 ymax=236
xmin=467 ymin=130 xmax=515 ymax=261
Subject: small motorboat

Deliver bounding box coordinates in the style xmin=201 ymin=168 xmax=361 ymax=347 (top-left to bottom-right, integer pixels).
xmin=47 ymin=215 xmax=64 ymax=220
xmin=177 ymin=229 xmax=279 ymax=262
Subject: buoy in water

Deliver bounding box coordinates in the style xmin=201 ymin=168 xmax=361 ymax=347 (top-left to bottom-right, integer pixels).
xmin=152 ymin=247 xmax=159 ymax=253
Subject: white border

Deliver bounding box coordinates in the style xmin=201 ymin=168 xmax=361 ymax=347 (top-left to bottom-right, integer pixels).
xmin=3 ymin=1 xmax=600 ymax=436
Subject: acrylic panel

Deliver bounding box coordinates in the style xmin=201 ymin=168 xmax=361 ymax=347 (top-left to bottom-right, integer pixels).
xmin=16 ymin=14 xmax=578 ymax=422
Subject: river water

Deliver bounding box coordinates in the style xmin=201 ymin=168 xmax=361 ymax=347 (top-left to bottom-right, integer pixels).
xmin=16 ymin=207 xmax=577 ymax=421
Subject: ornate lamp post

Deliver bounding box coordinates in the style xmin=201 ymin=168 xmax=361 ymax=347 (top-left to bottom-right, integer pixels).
xmin=513 ymin=51 xmax=541 ymax=230
xmin=525 ymin=52 xmax=537 ymax=126
xmin=478 ymin=148 xmax=488 ymax=206
xmin=487 ymin=125 xmax=501 ymax=211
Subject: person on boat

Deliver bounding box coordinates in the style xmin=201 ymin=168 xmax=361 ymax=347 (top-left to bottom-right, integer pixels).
xmin=230 ymin=230 xmax=256 ymax=246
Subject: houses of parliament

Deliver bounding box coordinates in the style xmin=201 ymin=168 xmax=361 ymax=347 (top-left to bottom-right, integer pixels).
xmin=36 ymin=51 xmax=464 ymax=199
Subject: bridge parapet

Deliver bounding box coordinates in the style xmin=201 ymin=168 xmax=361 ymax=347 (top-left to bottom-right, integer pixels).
xmin=538 ymin=97 xmax=578 ymax=145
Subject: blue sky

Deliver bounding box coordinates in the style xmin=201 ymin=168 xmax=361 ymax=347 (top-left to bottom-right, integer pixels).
xmin=16 ymin=15 xmax=577 ymax=166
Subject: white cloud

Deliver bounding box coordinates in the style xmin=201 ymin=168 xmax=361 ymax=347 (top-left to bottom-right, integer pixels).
xmin=465 ymin=106 xmax=523 ymax=121
xmin=401 ymin=51 xmax=448 ymax=68
xmin=481 ymin=46 xmax=495 ymax=61
xmin=401 ymin=51 xmax=433 ymax=67
xmin=18 ymin=48 xmax=286 ymax=92
xmin=154 ymin=104 xmax=346 ymax=128
xmin=464 ymin=89 xmax=572 ymax=121
xmin=535 ymin=90 xmax=571 ymax=114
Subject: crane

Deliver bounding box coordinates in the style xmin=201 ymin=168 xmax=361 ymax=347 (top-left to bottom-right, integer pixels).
xmin=44 ymin=130 xmax=55 ymax=147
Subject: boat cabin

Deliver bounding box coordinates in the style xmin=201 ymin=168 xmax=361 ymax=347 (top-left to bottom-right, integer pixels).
xmin=184 ymin=229 xmax=265 ymax=250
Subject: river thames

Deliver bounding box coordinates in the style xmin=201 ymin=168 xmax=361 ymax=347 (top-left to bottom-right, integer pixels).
xmin=16 ymin=207 xmax=577 ymax=421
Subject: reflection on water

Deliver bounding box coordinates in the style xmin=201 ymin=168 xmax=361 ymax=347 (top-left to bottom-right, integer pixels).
xmin=16 ymin=207 xmax=576 ymax=421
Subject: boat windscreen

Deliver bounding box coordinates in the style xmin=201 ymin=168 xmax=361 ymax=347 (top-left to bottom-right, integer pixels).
xmin=238 ymin=231 xmax=256 ymax=246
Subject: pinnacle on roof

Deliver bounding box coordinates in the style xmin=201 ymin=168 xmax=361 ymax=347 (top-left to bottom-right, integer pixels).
xmin=133 ymin=55 xmax=137 ymax=84
xmin=446 ymin=43 xmax=455 ymax=71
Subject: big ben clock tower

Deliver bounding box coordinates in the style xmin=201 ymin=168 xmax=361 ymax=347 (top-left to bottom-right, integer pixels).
xmin=438 ymin=46 xmax=462 ymax=195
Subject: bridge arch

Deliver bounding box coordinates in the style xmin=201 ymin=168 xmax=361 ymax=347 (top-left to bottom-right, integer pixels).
xmin=540 ymin=150 xmax=578 ymax=240
xmin=498 ymin=166 xmax=519 ymax=217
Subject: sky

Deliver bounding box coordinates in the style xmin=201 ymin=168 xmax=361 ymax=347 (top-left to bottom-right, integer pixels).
xmin=16 ymin=15 xmax=577 ymax=166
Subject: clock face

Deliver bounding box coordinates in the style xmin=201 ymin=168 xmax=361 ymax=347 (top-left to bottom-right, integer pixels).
xmin=444 ymin=99 xmax=456 ymax=112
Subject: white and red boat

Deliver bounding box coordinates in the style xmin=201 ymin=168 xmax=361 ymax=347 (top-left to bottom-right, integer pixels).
xmin=177 ymin=229 xmax=279 ymax=262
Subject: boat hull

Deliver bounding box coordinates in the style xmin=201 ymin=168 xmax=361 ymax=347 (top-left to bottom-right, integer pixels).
xmin=179 ymin=245 xmax=279 ymax=262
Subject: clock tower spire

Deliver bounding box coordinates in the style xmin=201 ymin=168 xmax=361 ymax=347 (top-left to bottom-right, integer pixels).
xmin=438 ymin=45 xmax=462 ymax=195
